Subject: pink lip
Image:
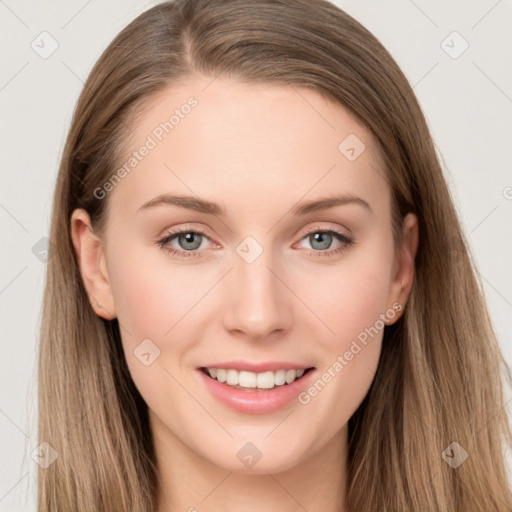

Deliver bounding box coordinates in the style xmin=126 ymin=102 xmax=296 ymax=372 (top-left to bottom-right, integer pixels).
xmin=197 ymin=367 xmax=316 ymax=415
xmin=197 ymin=360 xmax=312 ymax=373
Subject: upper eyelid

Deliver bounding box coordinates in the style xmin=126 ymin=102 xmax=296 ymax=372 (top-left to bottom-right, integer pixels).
xmin=301 ymin=224 xmax=351 ymax=236
xmin=160 ymin=224 xmax=351 ymax=247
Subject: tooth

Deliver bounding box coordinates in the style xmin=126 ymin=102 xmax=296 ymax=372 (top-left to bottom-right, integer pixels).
xmin=238 ymin=371 xmax=257 ymax=388
xmin=257 ymin=371 xmax=275 ymax=389
xmin=285 ymin=369 xmax=297 ymax=384
xmin=226 ymin=369 xmax=239 ymax=385
xmin=274 ymin=369 xmax=286 ymax=386
xmin=206 ymin=367 xmax=309 ymax=388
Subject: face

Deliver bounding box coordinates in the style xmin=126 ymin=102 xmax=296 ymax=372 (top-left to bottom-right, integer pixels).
xmin=72 ymin=76 xmax=417 ymax=474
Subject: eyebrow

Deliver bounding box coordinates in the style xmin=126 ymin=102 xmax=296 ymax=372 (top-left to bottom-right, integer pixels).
xmin=137 ymin=193 xmax=372 ymax=216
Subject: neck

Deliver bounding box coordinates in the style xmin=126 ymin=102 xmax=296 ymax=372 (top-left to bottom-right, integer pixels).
xmin=151 ymin=411 xmax=348 ymax=512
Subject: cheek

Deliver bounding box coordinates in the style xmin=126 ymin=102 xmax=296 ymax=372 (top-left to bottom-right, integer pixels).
xmin=106 ymin=244 xmax=222 ymax=388
xmin=301 ymin=244 xmax=393 ymax=352
xmin=107 ymin=245 xmax=209 ymax=340
xmin=335 ymin=266 xmax=390 ymax=339
xmin=106 ymin=248 xmax=206 ymax=409
xmin=295 ymin=260 xmax=391 ymax=426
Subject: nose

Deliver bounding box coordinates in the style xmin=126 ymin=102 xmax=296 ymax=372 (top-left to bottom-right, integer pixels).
xmin=222 ymin=248 xmax=293 ymax=341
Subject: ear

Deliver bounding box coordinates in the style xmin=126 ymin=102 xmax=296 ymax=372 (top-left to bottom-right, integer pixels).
xmin=385 ymin=212 xmax=419 ymax=325
xmin=70 ymin=209 xmax=116 ymax=320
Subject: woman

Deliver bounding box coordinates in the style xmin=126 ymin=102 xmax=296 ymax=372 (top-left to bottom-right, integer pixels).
xmin=38 ymin=0 xmax=512 ymax=510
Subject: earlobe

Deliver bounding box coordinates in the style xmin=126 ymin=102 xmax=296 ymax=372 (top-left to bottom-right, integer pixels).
xmin=70 ymin=209 xmax=116 ymax=320
xmin=385 ymin=212 xmax=419 ymax=325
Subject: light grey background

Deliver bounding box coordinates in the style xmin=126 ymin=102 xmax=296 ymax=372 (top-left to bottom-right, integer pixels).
xmin=1 ymin=1 xmax=511 ymax=510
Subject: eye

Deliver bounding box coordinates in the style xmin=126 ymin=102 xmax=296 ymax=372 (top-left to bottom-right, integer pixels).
xmin=157 ymin=225 xmax=355 ymax=259
xmin=157 ymin=228 xmax=213 ymax=258
xmin=295 ymin=226 xmax=354 ymax=258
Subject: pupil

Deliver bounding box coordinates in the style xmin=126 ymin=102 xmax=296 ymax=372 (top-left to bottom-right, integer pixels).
xmin=311 ymin=232 xmax=332 ymax=250
xmin=180 ymin=232 xmax=201 ymax=250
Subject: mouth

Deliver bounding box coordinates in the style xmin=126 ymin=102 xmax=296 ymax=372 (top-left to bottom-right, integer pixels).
xmin=199 ymin=366 xmax=315 ymax=392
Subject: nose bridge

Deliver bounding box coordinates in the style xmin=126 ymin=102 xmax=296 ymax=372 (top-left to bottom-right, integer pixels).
xmin=222 ymin=236 xmax=292 ymax=338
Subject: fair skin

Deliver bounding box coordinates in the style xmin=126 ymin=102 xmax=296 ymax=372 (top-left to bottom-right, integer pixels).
xmin=71 ymin=76 xmax=418 ymax=512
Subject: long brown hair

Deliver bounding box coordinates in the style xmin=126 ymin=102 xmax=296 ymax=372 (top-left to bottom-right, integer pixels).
xmin=38 ymin=0 xmax=512 ymax=510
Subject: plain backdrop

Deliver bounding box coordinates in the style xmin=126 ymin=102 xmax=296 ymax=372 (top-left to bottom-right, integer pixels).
xmin=1 ymin=1 xmax=511 ymax=510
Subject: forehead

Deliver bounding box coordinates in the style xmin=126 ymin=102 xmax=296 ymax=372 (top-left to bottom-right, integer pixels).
xmin=108 ymin=77 xmax=389 ymax=221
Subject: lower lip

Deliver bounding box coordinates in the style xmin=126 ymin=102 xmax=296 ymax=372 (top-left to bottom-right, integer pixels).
xmin=197 ymin=368 xmax=316 ymax=414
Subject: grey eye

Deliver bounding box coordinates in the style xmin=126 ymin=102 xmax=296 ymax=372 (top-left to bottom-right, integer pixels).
xmin=308 ymin=232 xmax=333 ymax=250
xmin=177 ymin=232 xmax=203 ymax=250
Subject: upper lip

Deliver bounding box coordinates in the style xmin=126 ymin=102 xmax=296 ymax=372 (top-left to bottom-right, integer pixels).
xmin=199 ymin=361 xmax=315 ymax=373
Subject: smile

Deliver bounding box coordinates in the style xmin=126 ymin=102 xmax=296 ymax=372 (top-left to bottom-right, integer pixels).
xmin=200 ymin=367 xmax=313 ymax=390
xmin=197 ymin=366 xmax=317 ymax=414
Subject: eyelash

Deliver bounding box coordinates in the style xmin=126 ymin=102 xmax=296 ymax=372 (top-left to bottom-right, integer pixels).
xmin=156 ymin=226 xmax=355 ymax=259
